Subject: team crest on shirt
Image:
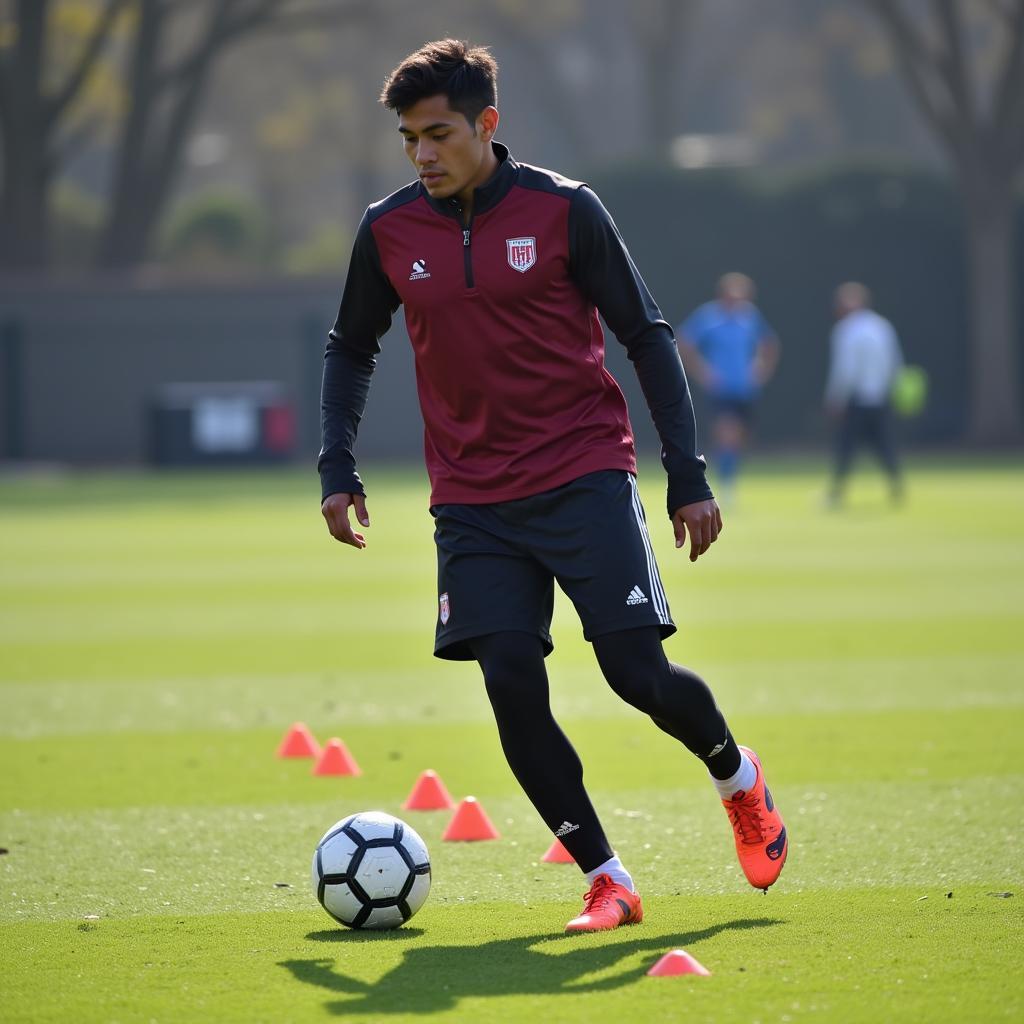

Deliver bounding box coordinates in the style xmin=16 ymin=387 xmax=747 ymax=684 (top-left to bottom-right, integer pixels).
xmin=439 ymin=592 xmax=450 ymax=625
xmin=506 ymin=236 xmax=537 ymax=273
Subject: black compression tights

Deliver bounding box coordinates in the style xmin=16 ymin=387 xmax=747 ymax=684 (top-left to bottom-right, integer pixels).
xmin=592 ymin=627 xmax=741 ymax=777
xmin=469 ymin=627 xmax=741 ymax=873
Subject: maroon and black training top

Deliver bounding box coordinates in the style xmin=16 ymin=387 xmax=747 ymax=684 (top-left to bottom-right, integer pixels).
xmin=319 ymin=143 xmax=712 ymax=515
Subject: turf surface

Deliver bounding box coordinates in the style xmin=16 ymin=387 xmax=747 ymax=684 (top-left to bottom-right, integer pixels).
xmin=2 ymin=460 xmax=1022 ymax=1022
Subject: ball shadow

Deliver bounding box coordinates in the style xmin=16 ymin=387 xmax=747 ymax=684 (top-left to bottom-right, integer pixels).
xmin=305 ymin=927 xmax=426 ymax=943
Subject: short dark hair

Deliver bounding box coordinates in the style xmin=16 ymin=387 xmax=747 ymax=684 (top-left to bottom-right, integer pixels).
xmin=380 ymin=39 xmax=498 ymax=124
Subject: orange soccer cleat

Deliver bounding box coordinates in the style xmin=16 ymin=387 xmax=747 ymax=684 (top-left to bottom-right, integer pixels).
xmin=564 ymin=873 xmax=643 ymax=933
xmin=723 ymin=746 xmax=788 ymax=890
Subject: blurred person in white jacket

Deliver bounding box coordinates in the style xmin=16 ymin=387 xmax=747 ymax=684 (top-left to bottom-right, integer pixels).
xmin=824 ymin=282 xmax=904 ymax=505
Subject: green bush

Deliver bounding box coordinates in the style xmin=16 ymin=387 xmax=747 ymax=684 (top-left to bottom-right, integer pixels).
xmin=51 ymin=181 xmax=102 ymax=269
xmin=160 ymin=190 xmax=272 ymax=270
xmin=282 ymin=222 xmax=351 ymax=276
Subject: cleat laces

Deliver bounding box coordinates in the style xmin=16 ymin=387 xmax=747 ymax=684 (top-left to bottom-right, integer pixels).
xmin=580 ymin=874 xmax=616 ymax=915
xmin=727 ymin=790 xmax=765 ymax=845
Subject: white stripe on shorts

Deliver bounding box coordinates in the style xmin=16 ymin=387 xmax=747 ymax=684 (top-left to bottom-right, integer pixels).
xmin=628 ymin=477 xmax=671 ymax=625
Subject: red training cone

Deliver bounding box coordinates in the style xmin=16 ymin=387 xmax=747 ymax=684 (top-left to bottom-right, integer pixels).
xmin=541 ymin=838 xmax=575 ymax=863
xmin=442 ymin=796 xmax=500 ymax=841
xmin=646 ymin=950 xmax=711 ymax=977
xmin=403 ymin=769 xmax=456 ymax=811
xmin=276 ymin=722 xmax=320 ymax=759
xmin=312 ymin=738 xmax=361 ymax=776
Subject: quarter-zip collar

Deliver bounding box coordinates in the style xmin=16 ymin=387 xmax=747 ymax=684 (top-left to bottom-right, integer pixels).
xmin=420 ymin=142 xmax=517 ymax=220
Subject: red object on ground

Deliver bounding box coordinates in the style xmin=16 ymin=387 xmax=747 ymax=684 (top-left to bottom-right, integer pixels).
xmin=276 ymin=722 xmax=320 ymax=758
xmin=312 ymin=738 xmax=362 ymax=776
xmin=441 ymin=797 xmax=500 ymax=841
xmin=646 ymin=950 xmax=711 ymax=977
xmin=402 ymin=769 xmax=456 ymax=810
xmin=541 ymin=839 xmax=575 ymax=863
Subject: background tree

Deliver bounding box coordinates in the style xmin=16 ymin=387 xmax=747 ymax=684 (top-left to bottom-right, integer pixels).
xmin=101 ymin=0 xmax=369 ymax=268
xmin=627 ymin=0 xmax=698 ymax=158
xmin=0 ymin=0 xmax=129 ymax=268
xmin=0 ymin=0 xmax=366 ymax=271
xmin=865 ymin=0 xmax=1024 ymax=442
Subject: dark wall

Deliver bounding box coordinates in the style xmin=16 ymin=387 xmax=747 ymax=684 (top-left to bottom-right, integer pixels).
xmin=0 ymin=277 xmax=422 ymax=467
xmin=2 ymin=164 xmax=1020 ymax=467
xmin=588 ymin=161 xmax=1017 ymax=450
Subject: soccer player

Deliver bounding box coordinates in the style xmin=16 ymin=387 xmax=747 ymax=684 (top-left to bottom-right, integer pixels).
xmin=824 ymin=281 xmax=904 ymax=505
xmin=677 ymin=273 xmax=780 ymax=507
xmin=319 ymin=40 xmax=787 ymax=932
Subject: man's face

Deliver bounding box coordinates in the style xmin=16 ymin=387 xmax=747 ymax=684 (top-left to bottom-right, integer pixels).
xmin=834 ymin=285 xmax=865 ymax=318
xmin=719 ymin=279 xmax=751 ymax=307
xmin=398 ymin=94 xmax=497 ymax=202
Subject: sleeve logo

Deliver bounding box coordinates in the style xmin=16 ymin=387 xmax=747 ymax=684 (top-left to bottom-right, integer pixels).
xmin=506 ymin=236 xmax=537 ymax=273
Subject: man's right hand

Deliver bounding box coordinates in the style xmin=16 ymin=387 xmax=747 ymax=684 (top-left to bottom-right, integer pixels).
xmin=321 ymin=492 xmax=370 ymax=549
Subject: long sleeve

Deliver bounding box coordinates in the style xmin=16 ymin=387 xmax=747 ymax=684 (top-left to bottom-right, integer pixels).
xmin=568 ymin=186 xmax=712 ymax=514
xmin=318 ymin=210 xmax=401 ymax=502
xmin=825 ymin=312 xmax=904 ymax=407
xmin=825 ymin=322 xmax=856 ymax=405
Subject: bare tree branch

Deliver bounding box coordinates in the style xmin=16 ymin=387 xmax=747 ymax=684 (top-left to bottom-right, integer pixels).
xmin=979 ymin=0 xmax=1019 ymax=24
xmin=866 ymin=0 xmax=1024 ymax=440
xmin=630 ymin=0 xmax=699 ymax=153
xmin=1003 ymin=89 xmax=1024 ymax=170
xmin=154 ymin=0 xmax=357 ymax=92
xmin=45 ymin=0 xmax=131 ymax=126
xmin=990 ymin=0 xmax=1024 ymax=166
xmin=250 ymin=0 xmax=367 ymax=35
xmin=866 ymin=0 xmax=966 ymax=161
xmin=150 ymin=0 xmax=240 ymax=176
xmin=51 ymin=112 xmax=103 ymax=167
xmin=933 ymin=0 xmax=975 ymax=131
xmin=0 ymin=59 xmax=11 ymax=145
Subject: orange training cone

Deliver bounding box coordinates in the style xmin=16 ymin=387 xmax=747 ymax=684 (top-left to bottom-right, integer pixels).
xmin=312 ymin=738 xmax=361 ymax=776
xmin=276 ymin=722 xmax=320 ymax=758
xmin=646 ymin=950 xmax=711 ymax=977
xmin=403 ymin=769 xmax=456 ymax=810
xmin=442 ymin=796 xmax=500 ymax=841
xmin=541 ymin=838 xmax=575 ymax=863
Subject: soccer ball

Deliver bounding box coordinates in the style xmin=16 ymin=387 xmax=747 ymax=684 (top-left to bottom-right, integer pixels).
xmin=311 ymin=810 xmax=431 ymax=929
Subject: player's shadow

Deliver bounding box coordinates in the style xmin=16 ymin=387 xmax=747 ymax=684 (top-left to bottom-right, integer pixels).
xmin=280 ymin=916 xmax=781 ymax=1015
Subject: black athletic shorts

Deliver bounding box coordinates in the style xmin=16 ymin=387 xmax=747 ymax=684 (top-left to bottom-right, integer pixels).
xmin=712 ymin=396 xmax=755 ymax=424
xmin=431 ymin=469 xmax=676 ymax=661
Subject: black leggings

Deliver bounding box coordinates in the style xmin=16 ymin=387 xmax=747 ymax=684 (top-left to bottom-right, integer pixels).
xmin=469 ymin=626 xmax=739 ymax=873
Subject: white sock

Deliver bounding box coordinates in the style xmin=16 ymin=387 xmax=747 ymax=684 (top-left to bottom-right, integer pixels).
xmin=711 ymin=750 xmax=757 ymax=800
xmin=585 ymin=854 xmax=634 ymax=893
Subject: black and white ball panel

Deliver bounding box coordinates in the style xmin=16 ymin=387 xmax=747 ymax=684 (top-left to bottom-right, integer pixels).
xmin=344 ymin=810 xmax=403 ymax=843
xmin=312 ymin=811 xmax=431 ymax=930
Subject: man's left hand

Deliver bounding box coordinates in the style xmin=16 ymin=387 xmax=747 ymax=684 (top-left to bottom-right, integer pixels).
xmin=672 ymin=499 xmax=722 ymax=562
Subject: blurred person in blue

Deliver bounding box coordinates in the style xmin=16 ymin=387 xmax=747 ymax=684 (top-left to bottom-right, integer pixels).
xmin=677 ymin=273 xmax=780 ymax=506
xmin=823 ymin=282 xmax=904 ymax=507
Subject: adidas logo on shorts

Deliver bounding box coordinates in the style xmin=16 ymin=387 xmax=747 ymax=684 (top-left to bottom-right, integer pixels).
xmin=626 ymin=585 xmax=649 ymax=606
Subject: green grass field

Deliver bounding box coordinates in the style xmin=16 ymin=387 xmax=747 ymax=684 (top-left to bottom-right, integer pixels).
xmin=2 ymin=460 xmax=1022 ymax=1022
